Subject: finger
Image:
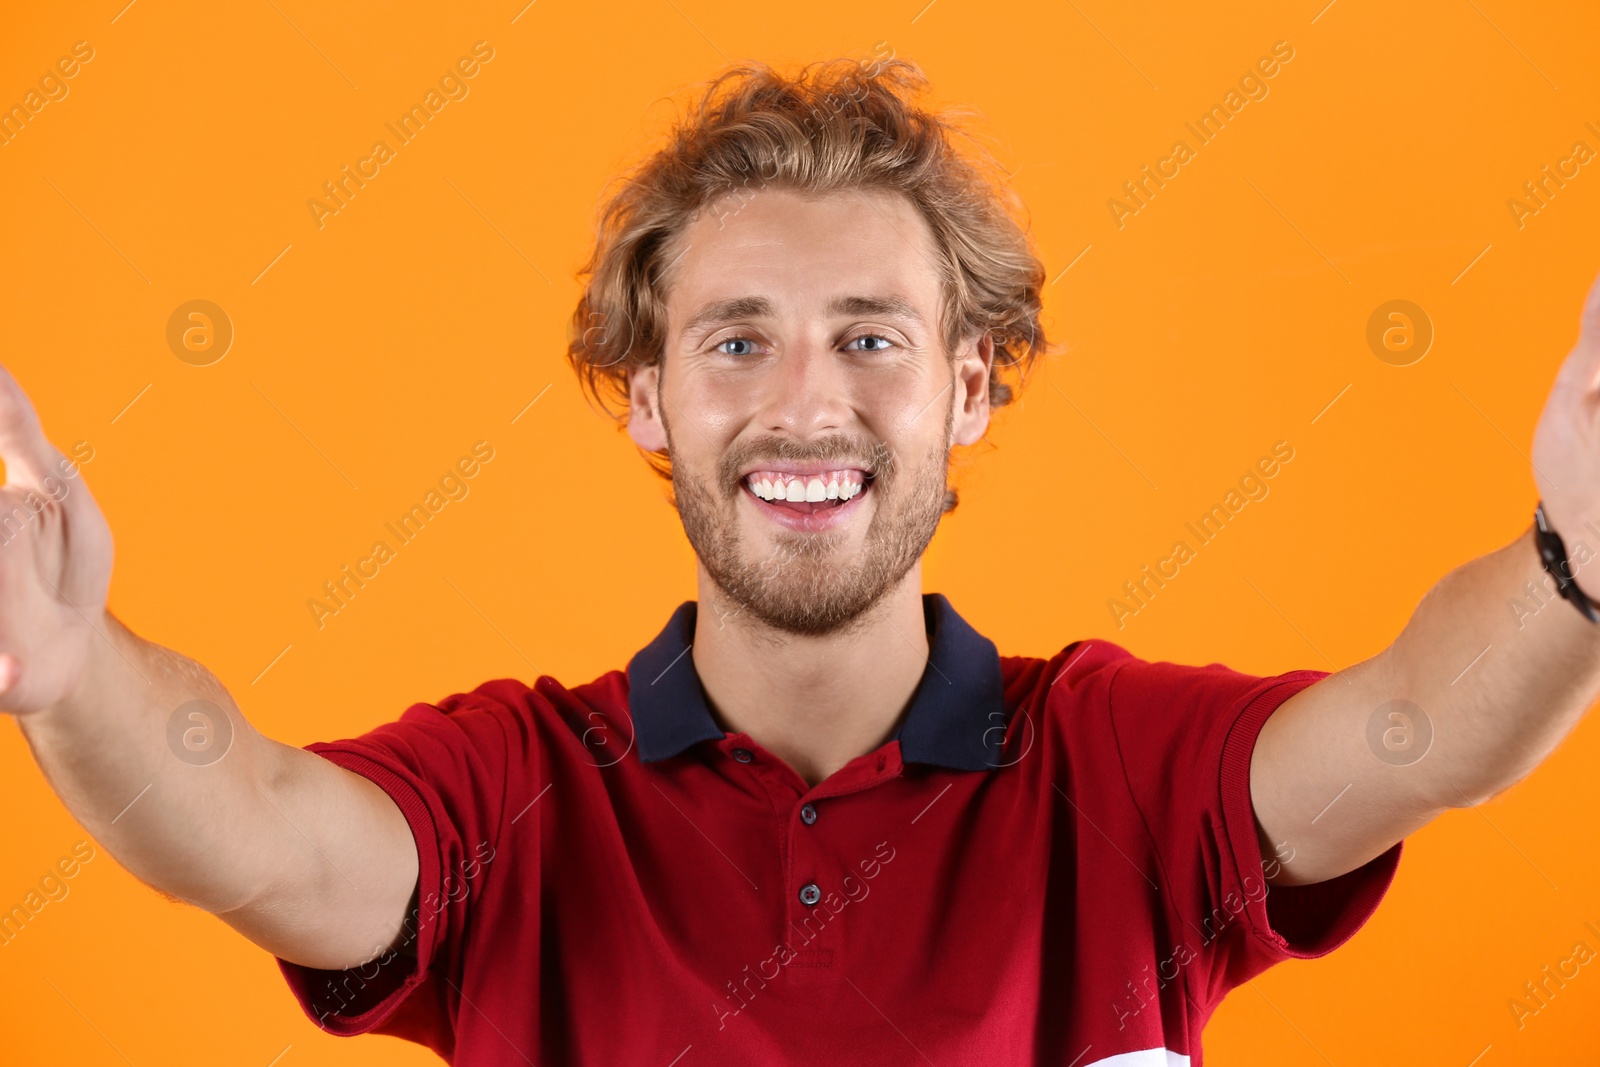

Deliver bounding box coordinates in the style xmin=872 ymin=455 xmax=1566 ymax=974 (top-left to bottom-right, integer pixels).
xmin=1546 ymin=267 xmax=1600 ymax=406
xmin=1568 ymin=266 xmax=1600 ymax=396
xmin=1583 ymin=264 xmax=1600 ymax=347
xmin=0 ymin=653 xmax=19 ymax=698
xmin=0 ymin=362 xmax=62 ymax=488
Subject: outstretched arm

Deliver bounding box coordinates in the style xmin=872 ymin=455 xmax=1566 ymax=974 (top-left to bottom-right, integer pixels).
xmin=0 ymin=362 xmax=418 ymax=969
xmin=1250 ymin=270 xmax=1600 ymax=887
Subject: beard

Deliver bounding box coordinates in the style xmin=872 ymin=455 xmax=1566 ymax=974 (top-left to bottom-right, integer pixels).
xmin=664 ymin=416 xmax=952 ymax=640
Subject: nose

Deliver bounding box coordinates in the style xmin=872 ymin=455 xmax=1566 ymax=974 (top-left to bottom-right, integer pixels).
xmin=759 ymin=334 xmax=852 ymax=440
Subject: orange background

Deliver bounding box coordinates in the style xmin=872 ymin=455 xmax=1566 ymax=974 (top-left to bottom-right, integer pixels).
xmin=2 ymin=0 xmax=1599 ymax=1062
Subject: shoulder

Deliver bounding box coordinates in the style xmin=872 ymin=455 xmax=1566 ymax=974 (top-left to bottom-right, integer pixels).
xmin=989 ymin=641 xmax=1132 ymax=773
xmin=446 ymin=668 xmax=633 ymax=748
xmin=1004 ymin=639 xmax=1322 ymax=722
xmin=997 ymin=639 xmax=1326 ymax=762
xmin=998 ymin=639 xmax=1139 ymax=703
xmin=998 ymin=638 xmax=1136 ymax=726
xmin=318 ymin=668 xmax=631 ymax=772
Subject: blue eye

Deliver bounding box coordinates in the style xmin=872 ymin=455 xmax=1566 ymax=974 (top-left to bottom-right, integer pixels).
xmin=715 ymin=338 xmax=760 ymax=357
xmin=712 ymin=334 xmax=897 ymax=356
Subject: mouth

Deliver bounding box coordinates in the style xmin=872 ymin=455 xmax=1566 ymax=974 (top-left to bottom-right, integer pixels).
xmin=740 ymin=469 xmax=875 ymax=531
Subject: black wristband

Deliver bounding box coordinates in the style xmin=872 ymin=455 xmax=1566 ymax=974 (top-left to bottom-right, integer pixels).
xmin=1534 ymin=500 xmax=1599 ymax=623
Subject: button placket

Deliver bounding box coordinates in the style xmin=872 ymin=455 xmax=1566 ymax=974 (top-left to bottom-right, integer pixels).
xmin=795 ymin=802 xmax=822 ymax=912
xmin=720 ymin=740 xmax=904 ymax=985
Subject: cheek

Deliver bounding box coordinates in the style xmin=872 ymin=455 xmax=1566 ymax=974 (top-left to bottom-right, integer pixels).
xmin=664 ymin=378 xmax=742 ymax=474
xmin=672 ymin=372 xmax=748 ymax=434
xmin=877 ymin=378 xmax=949 ymax=438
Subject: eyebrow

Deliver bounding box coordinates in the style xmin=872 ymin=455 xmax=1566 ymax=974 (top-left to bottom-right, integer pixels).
xmin=680 ymin=294 xmax=928 ymax=337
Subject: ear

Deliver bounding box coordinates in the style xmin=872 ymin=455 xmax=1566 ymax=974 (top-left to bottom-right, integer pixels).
xmin=627 ymin=361 xmax=668 ymax=452
xmin=950 ymin=330 xmax=994 ymax=447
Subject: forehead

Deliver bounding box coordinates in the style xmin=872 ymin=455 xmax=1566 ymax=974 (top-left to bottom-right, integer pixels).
xmin=662 ymin=185 xmax=945 ymax=329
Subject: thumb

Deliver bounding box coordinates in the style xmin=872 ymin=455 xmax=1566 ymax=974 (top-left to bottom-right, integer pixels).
xmin=1578 ymin=265 xmax=1600 ymax=354
xmin=0 ymin=363 xmax=61 ymax=488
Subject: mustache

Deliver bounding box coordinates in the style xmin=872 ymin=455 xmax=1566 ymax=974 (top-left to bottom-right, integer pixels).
xmin=720 ymin=437 xmax=897 ymax=487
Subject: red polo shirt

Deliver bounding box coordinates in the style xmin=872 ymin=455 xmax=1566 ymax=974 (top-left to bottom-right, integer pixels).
xmin=275 ymin=593 xmax=1402 ymax=1065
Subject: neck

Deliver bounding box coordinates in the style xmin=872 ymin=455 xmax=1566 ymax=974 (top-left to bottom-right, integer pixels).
xmin=690 ymin=563 xmax=929 ymax=789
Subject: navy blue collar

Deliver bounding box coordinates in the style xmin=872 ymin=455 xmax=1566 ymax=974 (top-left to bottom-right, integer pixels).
xmin=625 ymin=592 xmax=1006 ymax=771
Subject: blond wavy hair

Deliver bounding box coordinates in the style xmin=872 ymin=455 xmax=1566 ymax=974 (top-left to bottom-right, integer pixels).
xmin=565 ymin=53 xmax=1053 ymax=511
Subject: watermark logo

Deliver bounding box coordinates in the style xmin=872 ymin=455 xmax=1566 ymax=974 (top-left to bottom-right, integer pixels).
xmin=1365 ymin=698 xmax=1432 ymax=767
xmin=1366 ymin=299 xmax=1432 ymax=367
xmin=166 ymin=699 xmax=235 ymax=766
xmin=166 ymin=300 xmax=233 ymax=367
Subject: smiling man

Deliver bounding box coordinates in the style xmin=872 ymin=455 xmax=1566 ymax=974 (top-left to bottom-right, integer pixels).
xmin=628 ymin=182 xmax=995 ymax=787
xmin=8 ymin=55 xmax=1600 ymax=1067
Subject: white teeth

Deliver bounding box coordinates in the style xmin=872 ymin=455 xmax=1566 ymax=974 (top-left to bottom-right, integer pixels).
xmin=745 ymin=471 xmax=868 ymax=502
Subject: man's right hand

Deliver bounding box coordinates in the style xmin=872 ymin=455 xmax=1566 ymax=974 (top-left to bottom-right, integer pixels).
xmin=0 ymin=362 xmax=113 ymax=715
xmin=5 ymin=360 xmax=423 ymax=976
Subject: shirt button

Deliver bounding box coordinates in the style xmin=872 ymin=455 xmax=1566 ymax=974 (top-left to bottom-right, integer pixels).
xmin=799 ymin=803 xmax=817 ymax=825
xmin=731 ymin=747 xmax=754 ymax=763
xmin=798 ymin=883 xmax=821 ymax=906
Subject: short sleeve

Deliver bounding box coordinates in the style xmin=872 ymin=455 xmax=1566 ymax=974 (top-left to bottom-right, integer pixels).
xmin=272 ymin=682 xmax=524 ymax=1056
xmin=1108 ymin=658 xmax=1402 ymax=1005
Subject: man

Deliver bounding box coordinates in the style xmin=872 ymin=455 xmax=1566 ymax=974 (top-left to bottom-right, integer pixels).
xmin=5 ymin=55 xmax=1599 ymax=1066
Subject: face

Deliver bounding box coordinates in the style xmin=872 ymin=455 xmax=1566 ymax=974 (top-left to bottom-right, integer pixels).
xmin=627 ymin=185 xmax=993 ymax=638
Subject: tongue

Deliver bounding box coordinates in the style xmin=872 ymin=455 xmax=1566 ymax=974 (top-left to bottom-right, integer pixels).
xmin=772 ymin=497 xmax=842 ymax=514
